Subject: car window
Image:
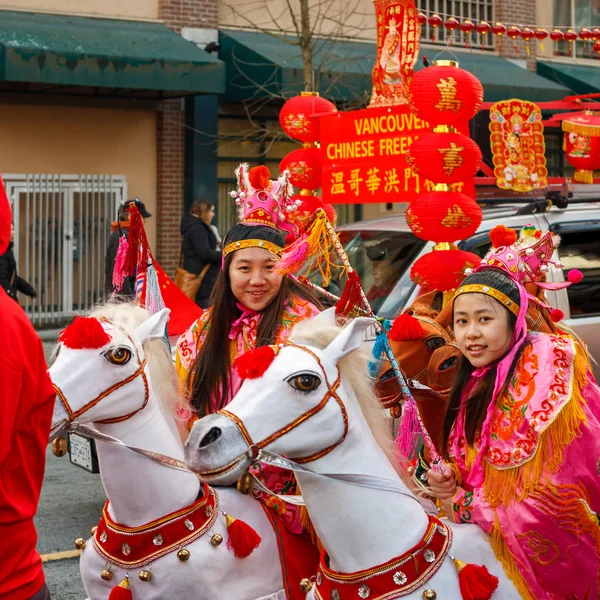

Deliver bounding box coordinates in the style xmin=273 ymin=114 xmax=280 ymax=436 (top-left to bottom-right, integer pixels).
xmin=553 ymin=229 xmax=600 ymax=318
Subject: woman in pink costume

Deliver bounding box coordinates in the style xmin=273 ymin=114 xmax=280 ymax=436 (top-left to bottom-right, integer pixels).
xmin=428 ymin=226 xmax=600 ymax=599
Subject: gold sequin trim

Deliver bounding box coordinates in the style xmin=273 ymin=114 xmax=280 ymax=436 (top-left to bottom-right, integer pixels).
xmin=223 ymin=239 xmax=283 ymax=257
xmin=454 ymin=284 xmax=520 ymax=316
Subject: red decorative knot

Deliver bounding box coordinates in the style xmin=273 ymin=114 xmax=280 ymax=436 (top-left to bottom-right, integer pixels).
xmin=59 ymin=316 xmax=111 ymax=350
xmin=234 ymin=346 xmax=278 ymax=380
xmin=390 ymin=313 xmax=426 ymax=342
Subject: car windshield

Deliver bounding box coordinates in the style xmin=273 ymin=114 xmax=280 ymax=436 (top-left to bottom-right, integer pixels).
xmin=302 ymin=229 xmax=426 ymax=319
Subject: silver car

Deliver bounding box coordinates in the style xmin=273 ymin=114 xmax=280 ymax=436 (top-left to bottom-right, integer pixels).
xmin=334 ymin=191 xmax=600 ymax=378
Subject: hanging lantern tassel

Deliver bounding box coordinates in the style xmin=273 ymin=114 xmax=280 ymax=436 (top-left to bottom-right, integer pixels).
xmin=476 ymin=21 xmax=491 ymax=51
xmin=492 ymin=23 xmax=506 ymax=52
xmin=535 ymin=28 xmax=548 ymax=53
xmin=452 ymin=558 xmax=499 ymax=600
xmin=565 ymin=29 xmax=578 ymax=56
xmin=445 ymin=18 xmax=459 ymax=46
xmin=507 ymin=25 xmax=521 ymax=53
xmin=335 ymin=270 xmax=365 ymax=319
xmin=225 ymin=514 xmax=261 ymax=558
xmin=550 ymin=28 xmax=564 ymax=56
xmin=460 ymin=20 xmax=475 ymax=48
xmin=521 ymin=28 xmax=534 ymax=56
xmin=108 ymin=577 xmax=133 ymax=600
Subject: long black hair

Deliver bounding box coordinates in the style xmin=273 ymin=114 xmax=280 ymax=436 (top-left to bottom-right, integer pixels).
xmin=186 ymin=223 xmax=322 ymax=417
xmin=441 ymin=269 xmax=527 ymax=457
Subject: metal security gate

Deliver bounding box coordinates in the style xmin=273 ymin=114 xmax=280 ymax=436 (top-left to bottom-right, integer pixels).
xmin=4 ymin=174 xmax=127 ymax=327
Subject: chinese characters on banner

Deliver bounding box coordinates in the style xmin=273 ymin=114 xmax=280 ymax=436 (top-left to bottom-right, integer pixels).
xmin=320 ymin=104 xmax=473 ymax=204
xmin=370 ymin=0 xmax=420 ymax=107
xmin=489 ymin=99 xmax=548 ymax=192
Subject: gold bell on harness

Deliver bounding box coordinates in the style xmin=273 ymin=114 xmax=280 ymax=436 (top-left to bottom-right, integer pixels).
xmin=52 ymin=437 xmax=68 ymax=457
xmin=177 ymin=548 xmax=191 ymax=562
xmin=300 ymin=578 xmax=313 ymax=592
xmin=237 ymin=471 xmax=254 ymax=495
xmin=138 ymin=570 xmax=152 ymax=582
xmin=74 ymin=538 xmax=86 ymax=550
xmin=100 ymin=569 xmax=113 ymax=581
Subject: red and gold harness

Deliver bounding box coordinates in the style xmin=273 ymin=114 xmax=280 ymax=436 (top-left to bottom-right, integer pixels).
xmin=313 ymin=516 xmax=452 ymax=600
xmin=93 ymin=483 xmax=218 ymax=569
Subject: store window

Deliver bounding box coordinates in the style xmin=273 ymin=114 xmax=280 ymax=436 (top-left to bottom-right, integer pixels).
xmin=418 ymin=0 xmax=494 ymax=49
xmin=553 ymin=0 xmax=600 ymax=57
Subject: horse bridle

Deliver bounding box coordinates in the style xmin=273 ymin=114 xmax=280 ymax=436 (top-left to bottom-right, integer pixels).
xmin=219 ymin=341 xmax=348 ymax=465
xmin=54 ymin=321 xmax=150 ymax=426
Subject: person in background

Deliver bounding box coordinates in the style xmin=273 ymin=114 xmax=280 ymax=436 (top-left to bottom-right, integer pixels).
xmin=0 ymin=180 xmax=55 ymax=600
xmin=180 ymin=200 xmax=222 ymax=309
xmin=104 ymin=199 xmax=151 ymax=297
xmin=0 ymin=223 xmax=37 ymax=303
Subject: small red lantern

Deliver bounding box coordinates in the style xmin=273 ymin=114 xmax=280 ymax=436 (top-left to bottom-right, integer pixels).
xmin=418 ymin=12 xmax=427 ymax=25
xmin=407 ymin=132 xmax=482 ymax=184
xmin=535 ymin=28 xmax=548 ymax=52
xmin=550 ymin=28 xmax=565 ymax=56
xmin=445 ymin=17 xmax=459 ymax=46
xmin=428 ymin=14 xmax=443 ymax=41
xmin=492 ymin=22 xmax=507 ymax=51
xmin=460 ymin=19 xmax=475 ymax=48
xmin=476 ymin=21 xmax=491 ymax=50
xmin=279 ymin=93 xmax=337 ymax=143
xmin=592 ymin=28 xmax=600 ymax=42
xmin=410 ymin=248 xmax=481 ymax=291
xmin=406 ymin=191 xmax=482 ymax=242
xmin=280 ymin=147 xmax=322 ymax=190
xmin=562 ymin=111 xmax=600 ymax=183
xmin=409 ymin=61 xmax=484 ymax=126
xmin=521 ymin=27 xmax=535 ymax=55
xmin=564 ymin=29 xmax=578 ymax=56
xmin=507 ymin=25 xmax=521 ymax=52
xmin=594 ymin=42 xmax=600 ymax=55
xmin=579 ymin=27 xmax=592 ymax=55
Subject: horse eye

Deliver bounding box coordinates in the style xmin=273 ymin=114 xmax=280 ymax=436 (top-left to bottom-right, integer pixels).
xmin=105 ymin=347 xmax=132 ymax=365
xmin=288 ymin=374 xmax=321 ymax=393
xmin=425 ymin=337 xmax=445 ymax=351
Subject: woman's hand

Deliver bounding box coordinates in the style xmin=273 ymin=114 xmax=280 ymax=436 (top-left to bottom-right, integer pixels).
xmin=427 ymin=464 xmax=457 ymax=500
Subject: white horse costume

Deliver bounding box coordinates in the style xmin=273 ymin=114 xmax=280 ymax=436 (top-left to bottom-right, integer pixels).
xmin=49 ymin=304 xmax=310 ymax=600
xmin=184 ymin=314 xmax=520 ymax=600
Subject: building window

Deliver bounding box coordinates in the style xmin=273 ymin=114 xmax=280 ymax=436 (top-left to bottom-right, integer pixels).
xmin=553 ymin=0 xmax=600 ymax=57
xmin=417 ymin=0 xmax=495 ymax=49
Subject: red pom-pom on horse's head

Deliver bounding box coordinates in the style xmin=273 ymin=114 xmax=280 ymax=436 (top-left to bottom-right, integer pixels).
xmin=58 ymin=316 xmax=111 ymax=350
xmin=234 ymin=346 xmax=278 ymax=380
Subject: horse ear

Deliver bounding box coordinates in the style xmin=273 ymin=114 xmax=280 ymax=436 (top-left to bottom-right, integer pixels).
xmin=134 ymin=308 xmax=171 ymax=343
xmin=310 ymin=306 xmax=337 ymax=327
xmin=324 ymin=317 xmax=375 ymax=364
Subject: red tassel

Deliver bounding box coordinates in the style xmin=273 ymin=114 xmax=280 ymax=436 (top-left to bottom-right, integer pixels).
xmin=453 ymin=559 xmax=499 ymax=600
xmin=389 ymin=313 xmax=426 ymax=341
xmin=108 ymin=577 xmax=133 ymax=600
xmin=335 ymin=270 xmax=364 ymax=318
xmin=550 ymin=308 xmax=564 ymax=323
xmin=249 ymin=165 xmax=271 ymax=190
xmin=125 ymin=206 xmax=151 ymax=277
xmin=234 ymin=345 xmax=277 ymax=380
xmin=225 ymin=514 xmax=262 ymax=558
xmin=59 ymin=316 xmax=110 ymax=349
xmin=489 ymin=224 xmax=517 ymax=248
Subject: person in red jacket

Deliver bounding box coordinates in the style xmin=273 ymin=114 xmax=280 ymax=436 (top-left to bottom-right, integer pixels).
xmin=0 ymin=176 xmax=55 ymax=600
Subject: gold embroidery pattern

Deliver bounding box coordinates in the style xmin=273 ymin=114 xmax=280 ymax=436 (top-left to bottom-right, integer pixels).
xmin=454 ymin=283 xmax=520 ymax=316
xmin=223 ymin=239 xmax=283 ymax=258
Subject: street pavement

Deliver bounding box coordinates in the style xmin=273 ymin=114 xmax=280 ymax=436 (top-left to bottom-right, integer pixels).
xmin=40 ymin=340 xmax=106 ymax=600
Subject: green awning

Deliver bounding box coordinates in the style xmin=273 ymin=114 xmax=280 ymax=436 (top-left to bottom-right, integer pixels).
xmin=537 ymin=61 xmax=598 ymax=95
xmin=220 ymin=29 xmax=570 ymax=104
xmin=0 ymin=10 xmax=224 ymax=96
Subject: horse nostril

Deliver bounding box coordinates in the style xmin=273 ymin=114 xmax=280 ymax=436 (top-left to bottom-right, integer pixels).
xmin=199 ymin=427 xmax=222 ymax=448
xmin=439 ymin=356 xmax=458 ymax=371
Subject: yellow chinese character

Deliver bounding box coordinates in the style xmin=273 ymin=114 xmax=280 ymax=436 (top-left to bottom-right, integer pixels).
xmin=384 ymin=168 xmax=400 ymax=193
xmin=347 ymin=169 xmax=363 ymax=196
xmin=438 ymin=142 xmax=464 ymax=176
xmin=408 ymin=31 xmax=415 ymax=42
xmin=331 ymin=171 xmax=345 ymax=195
xmin=502 ymin=106 xmax=511 ymax=116
xmin=435 ymin=77 xmax=462 ymax=114
xmin=366 ymin=167 xmax=381 ymax=194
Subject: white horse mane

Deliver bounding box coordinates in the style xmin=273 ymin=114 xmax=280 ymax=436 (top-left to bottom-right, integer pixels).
xmin=90 ymin=301 xmax=181 ymax=421
xmin=289 ymin=319 xmax=402 ymax=474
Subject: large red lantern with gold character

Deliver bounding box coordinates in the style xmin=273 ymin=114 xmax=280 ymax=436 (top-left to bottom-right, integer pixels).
xmin=280 ymin=147 xmax=322 ymax=190
xmin=411 ymin=248 xmax=481 ymax=291
xmin=409 ymin=60 xmax=483 ymax=126
xmin=406 ymin=191 xmax=482 ymax=242
xmin=407 ymin=132 xmax=482 ymax=184
xmin=562 ymin=111 xmax=600 ymax=183
xmin=279 ymin=93 xmax=337 ymax=143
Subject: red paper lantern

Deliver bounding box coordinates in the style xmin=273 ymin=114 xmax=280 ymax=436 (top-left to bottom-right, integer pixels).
xmin=280 ymin=147 xmax=322 ymax=190
xmin=445 ymin=17 xmax=459 ymax=46
xmin=417 ymin=12 xmax=427 ymax=25
xmin=492 ymin=22 xmax=507 ymax=51
xmin=592 ymin=28 xmax=600 ymax=42
xmin=562 ymin=112 xmax=600 ymax=183
xmin=460 ymin=19 xmax=475 ymax=48
xmin=507 ymin=25 xmax=521 ymax=52
xmin=410 ymin=249 xmax=481 ymax=291
xmin=521 ymin=27 xmax=535 ymax=55
xmin=279 ymin=94 xmax=337 ymax=143
xmin=407 ymin=132 xmax=482 ymax=184
xmin=476 ymin=21 xmax=491 ymax=49
xmin=409 ymin=62 xmax=484 ymax=126
xmin=428 ymin=13 xmax=443 ymax=40
xmin=564 ymin=28 xmax=578 ymax=56
xmin=535 ymin=28 xmax=548 ymax=52
xmin=406 ymin=191 xmax=482 ymax=242
xmin=550 ymin=28 xmax=564 ymax=56
xmin=579 ymin=27 xmax=592 ymax=55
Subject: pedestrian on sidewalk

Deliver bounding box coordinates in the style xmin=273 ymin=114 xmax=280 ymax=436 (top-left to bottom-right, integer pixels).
xmin=0 ymin=223 xmax=37 ymax=303
xmin=0 ymin=177 xmax=55 ymax=600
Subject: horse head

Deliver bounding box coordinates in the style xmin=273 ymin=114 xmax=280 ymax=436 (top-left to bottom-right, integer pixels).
xmin=184 ymin=313 xmax=382 ymax=484
xmin=375 ymin=291 xmax=460 ymax=452
xmin=49 ymin=305 xmax=171 ymax=436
